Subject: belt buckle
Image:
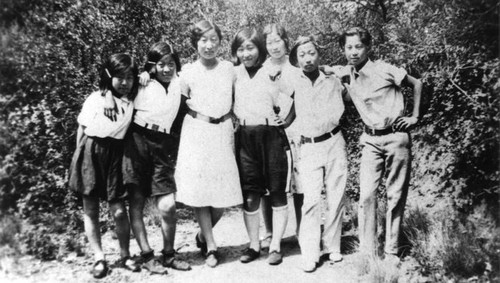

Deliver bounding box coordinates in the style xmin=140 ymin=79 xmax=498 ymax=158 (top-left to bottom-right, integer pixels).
xmin=369 ymin=127 xmax=376 ymax=135
xmin=151 ymin=124 xmax=159 ymax=131
xmin=300 ymin=136 xmax=306 ymax=144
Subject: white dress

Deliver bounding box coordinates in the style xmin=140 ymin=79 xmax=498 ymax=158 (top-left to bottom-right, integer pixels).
xmin=175 ymin=60 xmax=242 ymax=208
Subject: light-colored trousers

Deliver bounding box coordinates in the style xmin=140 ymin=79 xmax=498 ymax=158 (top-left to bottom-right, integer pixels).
xmin=358 ymin=132 xmax=411 ymax=255
xmin=296 ymin=133 xmax=347 ymax=263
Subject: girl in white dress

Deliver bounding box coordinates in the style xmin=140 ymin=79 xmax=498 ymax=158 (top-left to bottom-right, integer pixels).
xmin=175 ymin=20 xmax=242 ymax=268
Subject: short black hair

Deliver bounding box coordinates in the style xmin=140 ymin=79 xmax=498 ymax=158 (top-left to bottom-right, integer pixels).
xmin=230 ymin=27 xmax=267 ymax=66
xmin=190 ymin=20 xmax=222 ymax=49
xmin=289 ymin=35 xmax=320 ymax=67
xmin=99 ymin=53 xmax=139 ymax=101
xmin=263 ymin=23 xmax=290 ymax=53
xmin=144 ymin=41 xmax=182 ymax=79
xmin=338 ymin=26 xmax=372 ymax=48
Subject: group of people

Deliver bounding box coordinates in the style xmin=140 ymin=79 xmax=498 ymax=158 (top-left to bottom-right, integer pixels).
xmin=68 ymin=20 xmax=422 ymax=279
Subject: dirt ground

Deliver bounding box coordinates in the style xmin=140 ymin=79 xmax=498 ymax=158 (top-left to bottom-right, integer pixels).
xmin=1 ymin=201 xmax=370 ymax=283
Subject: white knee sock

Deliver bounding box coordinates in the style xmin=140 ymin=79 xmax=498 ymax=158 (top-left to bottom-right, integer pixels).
xmin=269 ymin=205 xmax=288 ymax=252
xmin=243 ymin=209 xmax=260 ymax=251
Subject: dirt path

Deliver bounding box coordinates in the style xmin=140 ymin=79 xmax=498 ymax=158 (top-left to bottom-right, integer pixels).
xmin=2 ymin=203 xmax=363 ymax=283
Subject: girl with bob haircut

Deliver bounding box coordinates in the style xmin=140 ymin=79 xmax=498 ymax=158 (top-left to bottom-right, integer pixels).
xmin=105 ymin=41 xmax=191 ymax=274
xmin=230 ymin=27 xmax=267 ymax=66
xmin=190 ymin=20 xmax=223 ymax=51
xmin=260 ymin=23 xmax=303 ymax=249
xmin=175 ymin=20 xmax=243 ymax=268
xmin=232 ymin=27 xmax=293 ymax=265
xmin=69 ymin=53 xmax=140 ymax=279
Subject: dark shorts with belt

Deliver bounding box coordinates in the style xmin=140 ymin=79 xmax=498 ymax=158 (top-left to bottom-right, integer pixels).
xmin=68 ymin=135 xmax=126 ymax=202
xmin=123 ymin=123 xmax=178 ymax=197
xmin=236 ymin=125 xmax=289 ymax=195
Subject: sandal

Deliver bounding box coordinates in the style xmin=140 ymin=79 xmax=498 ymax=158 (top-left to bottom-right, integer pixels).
xmin=140 ymin=250 xmax=168 ymax=275
xmin=117 ymin=256 xmax=140 ymax=272
xmin=92 ymin=260 xmax=109 ymax=279
xmin=161 ymin=250 xmax=191 ymax=271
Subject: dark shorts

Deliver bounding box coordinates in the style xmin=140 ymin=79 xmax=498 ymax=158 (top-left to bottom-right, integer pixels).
xmin=68 ymin=135 xmax=126 ymax=202
xmin=123 ymin=123 xmax=178 ymax=197
xmin=236 ymin=125 xmax=288 ymax=195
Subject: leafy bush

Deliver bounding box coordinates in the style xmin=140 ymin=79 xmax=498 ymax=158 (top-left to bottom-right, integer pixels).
xmin=21 ymin=228 xmax=59 ymax=261
xmin=0 ymin=0 xmax=498 ymax=276
xmin=0 ymin=214 xmax=22 ymax=250
xmin=402 ymin=205 xmax=499 ymax=280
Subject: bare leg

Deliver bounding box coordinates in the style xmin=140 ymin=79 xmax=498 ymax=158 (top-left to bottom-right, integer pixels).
xmin=109 ymin=200 xmax=131 ymax=258
xmin=198 ymin=207 xmax=224 ymax=243
xmin=210 ymin=207 xmax=224 ymax=227
xmin=194 ymin=207 xmax=218 ymax=252
xmin=128 ymin=185 xmax=152 ymax=253
xmin=83 ymin=196 xmax=105 ymax=261
xmin=156 ymin=193 xmax=176 ymax=252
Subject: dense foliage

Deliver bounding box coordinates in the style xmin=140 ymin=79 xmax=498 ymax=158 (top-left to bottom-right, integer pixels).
xmin=0 ymin=0 xmax=498 ymax=278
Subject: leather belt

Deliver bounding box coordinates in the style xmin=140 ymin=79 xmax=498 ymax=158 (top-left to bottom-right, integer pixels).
xmin=300 ymin=127 xmax=340 ymax=144
xmin=239 ymin=118 xmax=280 ymax=126
xmin=134 ymin=120 xmax=169 ymax=134
xmin=188 ymin=109 xmax=232 ymax=124
xmin=364 ymin=125 xmax=400 ymax=136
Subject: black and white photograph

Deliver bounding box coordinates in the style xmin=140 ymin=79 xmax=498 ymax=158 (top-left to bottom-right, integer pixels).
xmin=0 ymin=0 xmax=498 ymax=282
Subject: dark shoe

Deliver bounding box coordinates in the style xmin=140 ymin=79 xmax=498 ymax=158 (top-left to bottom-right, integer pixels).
xmin=92 ymin=260 xmax=109 ymax=279
xmin=240 ymin=248 xmax=260 ymax=263
xmin=205 ymin=250 xmax=219 ymax=268
xmin=161 ymin=250 xmax=191 ymax=271
xmin=268 ymin=250 xmax=283 ymax=265
xmin=116 ymin=256 xmax=140 ymax=272
xmin=142 ymin=257 xmax=168 ymax=275
xmin=195 ymin=232 xmax=207 ymax=255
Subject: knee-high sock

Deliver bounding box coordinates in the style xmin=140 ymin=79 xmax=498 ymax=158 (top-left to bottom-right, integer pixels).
xmin=244 ymin=209 xmax=261 ymax=250
xmin=269 ymin=205 xmax=288 ymax=252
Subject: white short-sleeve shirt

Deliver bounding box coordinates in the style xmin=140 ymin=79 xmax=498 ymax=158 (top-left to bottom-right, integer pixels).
xmin=347 ymin=60 xmax=407 ymax=129
xmin=133 ymin=78 xmax=181 ymax=133
xmin=78 ymin=91 xmax=133 ymax=139
xmin=233 ymin=64 xmax=293 ymax=121
xmin=286 ymin=71 xmax=345 ymax=138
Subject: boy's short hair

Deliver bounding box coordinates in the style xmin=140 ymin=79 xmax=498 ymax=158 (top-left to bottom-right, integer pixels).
xmin=144 ymin=41 xmax=182 ymax=78
xmin=99 ymin=53 xmax=139 ymax=101
xmin=263 ymin=23 xmax=290 ymax=52
xmin=289 ymin=35 xmax=320 ymax=67
xmin=230 ymin=27 xmax=267 ymax=66
xmin=190 ymin=20 xmax=222 ymax=49
xmin=338 ymin=27 xmax=372 ymax=48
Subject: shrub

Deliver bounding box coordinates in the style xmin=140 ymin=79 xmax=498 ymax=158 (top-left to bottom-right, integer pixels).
xmin=0 ymin=1 xmax=497 ymax=279
xmin=402 ymin=205 xmax=499 ymax=280
xmin=0 ymin=214 xmax=21 ymax=251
